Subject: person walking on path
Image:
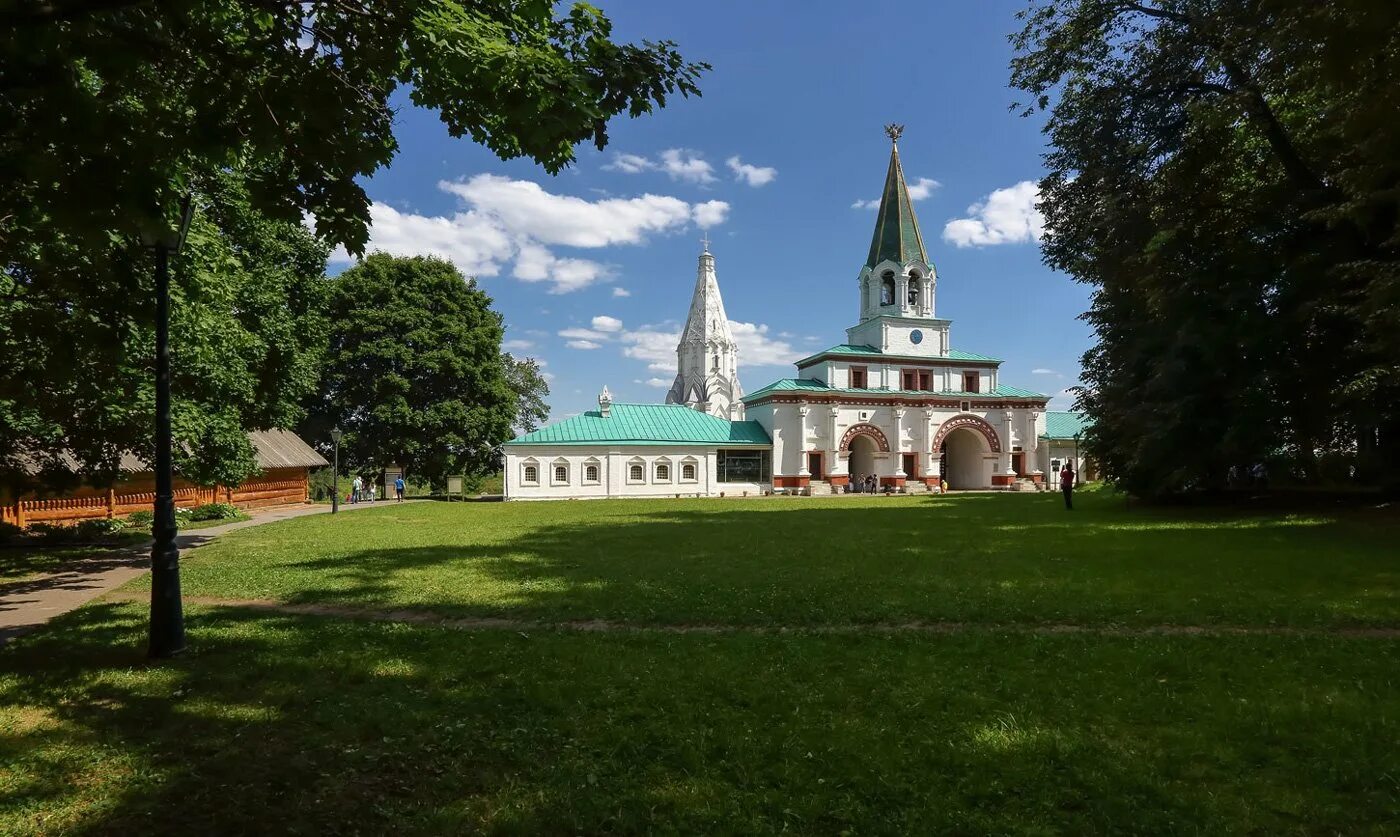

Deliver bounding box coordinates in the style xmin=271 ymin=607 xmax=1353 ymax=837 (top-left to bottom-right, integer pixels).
xmin=368 ymin=481 xmax=377 ymax=503
xmin=1060 ymin=462 xmax=1075 ymax=510
xmin=351 ymin=475 xmax=363 ymax=504
xmin=394 ymin=476 xmax=405 ymax=502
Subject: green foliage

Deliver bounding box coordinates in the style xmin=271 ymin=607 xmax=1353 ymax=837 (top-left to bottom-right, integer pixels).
xmin=0 ymin=0 xmax=707 ymax=256
xmin=301 ymin=254 xmax=515 ymax=485
xmin=0 ymin=520 xmax=23 ymax=541
xmin=0 ymin=169 xmax=330 ymax=492
xmin=503 ymin=353 xmax=551 ymax=435
xmin=188 ymin=503 xmax=242 ymax=522
xmin=126 ymin=510 xmax=155 ymax=528
xmin=1011 ymin=0 xmax=1400 ymax=495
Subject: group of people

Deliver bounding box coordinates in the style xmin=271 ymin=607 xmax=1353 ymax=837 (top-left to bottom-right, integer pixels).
xmin=348 ymin=475 xmax=407 ymax=503
xmin=844 ymin=474 xmax=891 ymax=494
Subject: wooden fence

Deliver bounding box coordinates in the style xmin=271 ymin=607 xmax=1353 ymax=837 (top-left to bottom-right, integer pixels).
xmin=1 ymin=469 xmax=310 ymax=528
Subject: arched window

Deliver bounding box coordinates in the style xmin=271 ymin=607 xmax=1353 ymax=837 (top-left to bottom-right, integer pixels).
xmin=629 ymin=464 xmax=644 ymax=482
xmin=553 ymin=465 xmax=568 ymax=483
xmin=880 ymin=271 xmax=895 ymax=305
xmin=682 ymin=463 xmax=697 ymax=481
xmin=656 ymin=463 xmax=670 ymax=481
xmin=713 ymin=353 xmax=720 ymax=371
xmin=585 ymin=464 xmax=599 ymax=483
xmin=523 ymin=465 xmax=538 ymax=484
xmin=907 ymin=271 xmax=920 ymax=306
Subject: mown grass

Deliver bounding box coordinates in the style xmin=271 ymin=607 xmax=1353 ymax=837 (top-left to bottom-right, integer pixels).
xmin=137 ymin=489 xmax=1400 ymax=628
xmin=2 ymin=602 xmax=1396 ymax=835
xmin=2 ymin=490 xmax=1397 ymax=834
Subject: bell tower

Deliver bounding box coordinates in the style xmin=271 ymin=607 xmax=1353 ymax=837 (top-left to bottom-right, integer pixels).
xmin=847 ymin=126 xmax=951 ymax=357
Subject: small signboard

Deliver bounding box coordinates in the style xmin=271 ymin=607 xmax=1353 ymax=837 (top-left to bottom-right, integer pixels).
xmin=446 ymin=476 xmax=463 ymax=498
xmin=383 ymin=463 xmax=404 ymax=499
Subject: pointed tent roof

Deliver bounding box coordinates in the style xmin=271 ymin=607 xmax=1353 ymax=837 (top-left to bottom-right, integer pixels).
xmin=865 ymin=130 xmax=929 ymax=270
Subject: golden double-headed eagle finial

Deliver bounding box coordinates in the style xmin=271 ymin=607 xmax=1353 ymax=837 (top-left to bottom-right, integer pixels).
xmin=884 ymin=123 xmax=904 ymax=143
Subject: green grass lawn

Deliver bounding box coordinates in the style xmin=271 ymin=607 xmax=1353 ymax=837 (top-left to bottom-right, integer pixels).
xmin=2 ymin=491 xmax=1397 ymax=834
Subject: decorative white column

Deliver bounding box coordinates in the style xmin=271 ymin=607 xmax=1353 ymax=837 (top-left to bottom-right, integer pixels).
xmin=896 ymin=274 xmax=908 ymax=315
xmin=922 ymin=409 xmax=936 ymax=481
xmin=893 ymin=408 xmax=907 ymax=477
xmin=797 ymin=405 xmax=811 ymax=476
xmin=1002 ymin=410 xmax=1018 ymax=476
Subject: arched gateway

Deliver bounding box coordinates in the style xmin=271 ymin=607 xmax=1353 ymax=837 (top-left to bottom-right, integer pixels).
xmin=933 ymin=415 xmax=1002 ymax=490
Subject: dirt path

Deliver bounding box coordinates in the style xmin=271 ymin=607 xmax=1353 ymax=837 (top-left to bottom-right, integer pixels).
xmin=0 ymin=500 xmax=420 ymax=644
xmin=98 ymin=591 xmax=1400 ymax=639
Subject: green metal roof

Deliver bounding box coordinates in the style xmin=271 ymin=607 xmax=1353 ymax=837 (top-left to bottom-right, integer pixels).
xmin=1041 ymin=410 xmax=1091 ymax=440
xmin=507 ymin=403 xmax=771 ymax=446
xmin=795 ymin=344 xmax=1003 ymax=367
xmin=744 ymin=378 xmax=1047 ymax=402
xmin=866 ymin=142 xmax=929 ymax=269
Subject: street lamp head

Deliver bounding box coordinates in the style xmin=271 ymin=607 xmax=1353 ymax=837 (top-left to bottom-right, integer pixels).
xmin=330 ymin=427 xmax=342 ymax=444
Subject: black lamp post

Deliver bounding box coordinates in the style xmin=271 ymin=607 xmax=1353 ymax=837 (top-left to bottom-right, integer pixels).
xmin=330 ymin=427 xmax=342 ymax=514
xmin=148 ymin=195 xmax=194 ymax=659
xmin=1073 ymin=431 xmax=1082 ymax=487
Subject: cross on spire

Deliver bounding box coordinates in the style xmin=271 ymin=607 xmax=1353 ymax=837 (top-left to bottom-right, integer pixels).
xmin=700 ymin=231 xmax=711 ymax=252
xmin=884 ymin=123 xmax=904 ymax=144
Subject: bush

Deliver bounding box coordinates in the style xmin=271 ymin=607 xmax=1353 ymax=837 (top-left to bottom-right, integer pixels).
xmin=27 ymin=522 xmax=76 ymax=543
xmin=74 ymin=518 xmax=128 ymax=538
xmin=0 ymin=520 xmax=24 ymax=541
xmin=188 ymin=503 xmax=241 ymax=522
xmin=127 ymin=510 xmax=155 ymax=527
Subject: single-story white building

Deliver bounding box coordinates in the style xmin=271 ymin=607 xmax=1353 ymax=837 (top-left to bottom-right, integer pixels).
xmin=503 ymin=389 xmax=773 ymax=500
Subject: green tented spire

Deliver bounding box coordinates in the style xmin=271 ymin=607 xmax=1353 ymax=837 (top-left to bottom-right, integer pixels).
xmin=865 ymin=125 xmax=929 ymax=269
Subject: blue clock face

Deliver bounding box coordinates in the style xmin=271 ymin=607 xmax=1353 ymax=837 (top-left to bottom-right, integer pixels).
xmin=910 ymin=329 xmax=924 ymax=345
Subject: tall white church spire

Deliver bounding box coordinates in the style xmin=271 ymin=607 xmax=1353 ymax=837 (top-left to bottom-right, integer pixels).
xmin=666 ymin=244 xmax=743 ymax=419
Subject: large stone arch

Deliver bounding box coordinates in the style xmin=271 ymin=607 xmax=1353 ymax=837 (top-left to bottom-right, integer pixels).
xmin=930 ymin=414 xmax=1002 ymax=454
xmin=839 ymin=423 xmax=890 ymax=452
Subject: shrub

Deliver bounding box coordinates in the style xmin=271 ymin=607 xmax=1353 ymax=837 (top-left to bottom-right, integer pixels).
xmin=127 ymin=510 xmax=155 ymax=527
xmin=74 ymin=518 xmax=128 ymax=539
xmin=27 ymin=522 xmax=76 ymax=543
xmin=188 ymin=503 xmax=241 ymax=522
xmin=0 ymin=520 xmax=24 ymax=541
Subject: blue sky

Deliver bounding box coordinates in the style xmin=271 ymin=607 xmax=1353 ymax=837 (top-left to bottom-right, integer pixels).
xmin=337 ymin=0 xmax=1092 ymax=418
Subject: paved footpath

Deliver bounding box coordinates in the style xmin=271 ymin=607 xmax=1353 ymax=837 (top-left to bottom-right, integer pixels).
xmin=0 ymin=500 xmax=417 ymax=644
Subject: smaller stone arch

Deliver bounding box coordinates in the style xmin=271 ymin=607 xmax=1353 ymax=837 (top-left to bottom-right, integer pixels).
xmin=839 ymin=423 xmax=891 ymax=452
xmin=931 ymin=414 xmax=1002 ymax=454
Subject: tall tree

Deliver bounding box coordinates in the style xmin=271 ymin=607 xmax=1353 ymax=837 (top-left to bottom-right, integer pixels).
xmin=0 ymin=168 xmax=330 ymax=491
xmin=503 ymin=354 xmax=551 ymax=436
xmin=303 ymin=254 xmax=513 ymax=484
xmin=1012 ymin=0 xmax=1400 ymax=495
xmin=1 ymin=0 xmax=707 ymax=253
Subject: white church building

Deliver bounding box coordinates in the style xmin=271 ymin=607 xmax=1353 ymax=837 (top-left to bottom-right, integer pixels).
xmin=504 ymin=129 xmax=1080 ymax=500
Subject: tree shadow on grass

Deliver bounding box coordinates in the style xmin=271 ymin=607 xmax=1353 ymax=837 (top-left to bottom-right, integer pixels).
xmin=264 ymin=495 xmax=1400 ymax=628
xmin=2 ymin=602 xmax=1396 ymax=834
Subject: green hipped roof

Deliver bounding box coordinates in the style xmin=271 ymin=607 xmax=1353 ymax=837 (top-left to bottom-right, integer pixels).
xmin=1041 ymin=410 xmax=1091 ymax=440
xmin=866 ymin=141 xmax=929 ymax=269
xmin=744 ymin=378 xmax=1047 ymax=402
xmin=795 ymin=343 xmax=1002 ymax=366
xmin=507 ymin=403 xmax=771 ymax=446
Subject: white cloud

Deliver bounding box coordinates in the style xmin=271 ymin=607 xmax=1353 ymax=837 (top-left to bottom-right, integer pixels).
xmin=943 ymin=180 xmax=1044 ymax=247
xmin=726 ymin=156 xmax=777 ymax=187
xmin=851 ymin=177 xmax=941 ymax=210
xmin=591 ymin=315 xmax=623 ymax=333
xmin=645 ymin=377 xmax=671 ymax=388
xmin=728 ymin=321 xmax=799 ymax=367
xmin=692 ymin=200 xmax=730 ymax=228
xmin=503 ymin=339 xmax=535 ymax=352
xmin=335 ymin=174 xmax=728 ymax=294
xmin=1032 ymin=368 xmax=1059 ymax=376
xmin=603 ymin=153 xmax=654 ymax=174
xmin=558 ymin=327 xmax=611 ymax=341
xmin=658 ymin=149 xmax=716 ymax=184
xmin=620 ymin=325 xmax=681 ymax=372
xmin=541 ymin=372 xmax=556 ymax=382
xmin=611 ymin=287 xmax=631 ymax=298
xmin=566 ymin=339 xmax=602 ymax=350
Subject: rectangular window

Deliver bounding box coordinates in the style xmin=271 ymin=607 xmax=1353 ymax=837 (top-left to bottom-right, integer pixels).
xmin=962 ymin=371 xmax=979 ymax=393
xmin=849 ymin=366 xmax=867 ymax=389
xmin=717 ymin=450 xmax=771 ymax=483
xmin=918 ymin=371 xmax=931 ymax=391
xmin=901 ymin=370 xmax=916 ymax=391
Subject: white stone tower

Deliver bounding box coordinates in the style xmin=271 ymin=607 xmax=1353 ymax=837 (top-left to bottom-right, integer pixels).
xmin=665 ymin=241 xmax=743 ymax=419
